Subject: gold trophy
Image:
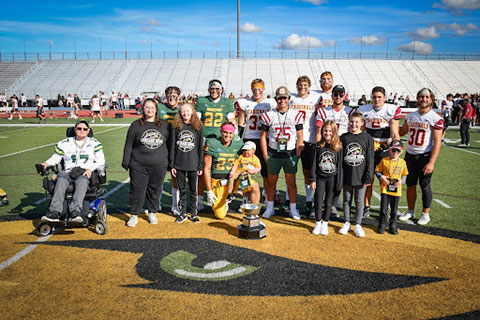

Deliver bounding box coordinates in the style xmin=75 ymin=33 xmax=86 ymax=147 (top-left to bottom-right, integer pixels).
xmin=237 ymin=204 xmax=266 ymax=239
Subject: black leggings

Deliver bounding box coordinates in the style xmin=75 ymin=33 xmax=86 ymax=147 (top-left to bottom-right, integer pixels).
xmin=176 ymin=170 xmax=198 ymax=216
xmin=314 ymin=176 xmax=335 ymax=222
xmin=129 ymin=165 xmax=167 ymax=215
xmin=379 ymin=194 xmax=399 ymax=225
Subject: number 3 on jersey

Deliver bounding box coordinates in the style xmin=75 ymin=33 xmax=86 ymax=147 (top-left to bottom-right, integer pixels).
xmin=408 ymin=128 xmax=426 ymax=146
xmin=204 ymin=112 xmax=223 ymax=127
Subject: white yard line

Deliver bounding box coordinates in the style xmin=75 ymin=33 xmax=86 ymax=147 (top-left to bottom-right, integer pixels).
xmin=434 ymin=199 xmax=452 ymax=209
xmin=0 ymin=127 xmax=122 ymax=159
xmin=445 ymin=144 xmax=480 ymax=156
xmin=0 ymin=127 xmax=37 ymax=134
xmin=0 ymin=177 xmax=130 ymax=272
xmin=0 ymin=234 xmax=53 ymax=272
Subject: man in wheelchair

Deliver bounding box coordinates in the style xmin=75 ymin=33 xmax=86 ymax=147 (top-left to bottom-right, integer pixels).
xmin=41 ymin=119 xmax=105 ymax=223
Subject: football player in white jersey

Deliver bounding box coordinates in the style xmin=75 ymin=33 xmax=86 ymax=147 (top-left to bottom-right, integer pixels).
xmin=260 ymin=86 xmax=304 ymax=220
xmin=90 ymin=94 xmax=104 ymax=123
xmin=398 ymin=88 xmax=443 ymax=225
xmin=357 ymin=86 xmax=401 ymax=217
xmin=236 ymin=78 xmax=275 ymax=192
xmin=288 ymin=76 xmax=321 ymax=215
xmin=316 ymin=71 xmax=334 ymax=109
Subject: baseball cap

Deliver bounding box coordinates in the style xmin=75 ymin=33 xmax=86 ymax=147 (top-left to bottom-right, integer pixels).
xmin=242 ymin=141 xmax=256 ymax=151
xmin=389 ymin=140 xmax=403 ymax=151
xmin=75 ymin=119 xmax=90 ymax=128
xmin=275 ymin=86 xmax=290 ymax=99
xmin=332 ymin=85 xmax=346 ymax=94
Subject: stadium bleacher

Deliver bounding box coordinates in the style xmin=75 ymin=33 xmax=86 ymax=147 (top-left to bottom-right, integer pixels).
xmin=2 ymin=58 xmax=480 ymax=101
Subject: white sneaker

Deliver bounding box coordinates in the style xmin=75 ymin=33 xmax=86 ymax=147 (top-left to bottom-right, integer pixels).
xmin=262 ymin=207 xmax=275 ymax=219
xmin=127 ymin=215 xmax=138 ymax=227
xmin=312 ymin=221 xmax=322 ymax=235
xmin=147 ymin=212 xmax=158 ymax=224
xmin=320 ymin=221 xmax=329 ymax=236
xmin=354 ymin=224 xmax=365 ymax=238
xmin=338 ymin=222 xmax=351 ymax=235
xmin=290 ymin=209 xmax=301 ymax=220
xmin=398 ymin=210 xmax=414 ymax=221
xmin=417 ymin=213 xmax=430 ymax=225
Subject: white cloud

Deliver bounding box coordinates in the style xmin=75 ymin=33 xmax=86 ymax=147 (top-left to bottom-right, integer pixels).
xmin=433 ymin=0 xmax=480 ymax=10
xmin=273 ymin=34 xmax=335 ymax=49
xmin=297 ymin=0 xmax=328 ymax=4
xmin=240 ymin=22 xmax=262 ymax=33
xmin=138 ymin=18 xmax=164 ymax=26
xmin=408 ymin=26 xmax=440 ymax=40
xmin=349 ymin=35 xmax=385 ymax=46
xmin=436 ymin=22 xmax=478 ymax=35
xmin=397 ymin=41 xmax=434 ymax=55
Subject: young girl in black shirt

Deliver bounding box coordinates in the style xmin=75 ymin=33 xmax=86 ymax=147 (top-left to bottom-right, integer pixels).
xmin=171 ymin=103 xmax=204 ymax=223
xmin=309 ymin=120 xmax=343 ymax=236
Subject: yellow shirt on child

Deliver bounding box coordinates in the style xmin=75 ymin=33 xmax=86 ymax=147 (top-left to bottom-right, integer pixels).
xmin=376 ymin=157 xmax=408 ymax=197
xmin=233 ymin=154 xmax=261 ymax=174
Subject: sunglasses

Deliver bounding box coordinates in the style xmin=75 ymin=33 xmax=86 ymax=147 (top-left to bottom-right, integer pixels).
xmin=209 ymin=87 xmax=221 ymax=91
xmin=333 ymin=92 xmax=345 ymax=97
xmin=391 ymin=148 xmax=401 ymax=153
xmin=76 ymin=127 xmax=89 ymax=131
xmin=276 ymin=96 xmax=288 ymax=100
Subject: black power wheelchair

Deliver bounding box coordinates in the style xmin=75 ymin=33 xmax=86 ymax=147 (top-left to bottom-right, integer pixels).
xmin=34 ymin=126 xmax=108 ymax=236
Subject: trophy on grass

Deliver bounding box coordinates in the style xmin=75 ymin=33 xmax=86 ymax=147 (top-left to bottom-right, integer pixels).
xmin=237 ymin=203 xmax=266 ymax=239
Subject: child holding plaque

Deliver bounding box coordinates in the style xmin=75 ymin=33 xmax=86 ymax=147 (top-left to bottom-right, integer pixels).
xmin=375 ymin=140 xmax=408 ymax=235
xmin=226 ymin=141 xmax=262 ymax=204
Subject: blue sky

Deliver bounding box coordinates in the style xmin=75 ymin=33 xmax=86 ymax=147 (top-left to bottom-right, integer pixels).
xmin=0 ymin=0 xmax=479 ymax=55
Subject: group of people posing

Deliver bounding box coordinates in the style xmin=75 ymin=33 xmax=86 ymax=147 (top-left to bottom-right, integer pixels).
xmin=40 ymin=73 xmax=444 ymax=238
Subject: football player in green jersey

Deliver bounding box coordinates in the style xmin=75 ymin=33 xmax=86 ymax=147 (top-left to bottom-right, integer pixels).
xmin=157 ymin=86 xmax=182 ymax=216
xmin=203 ymin=122 xmax=243 ymax=219
xmin=195 ymin=80 xmax=236 ymax=211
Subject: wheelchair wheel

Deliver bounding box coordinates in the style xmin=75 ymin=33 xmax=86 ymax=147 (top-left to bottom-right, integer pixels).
xmin=95 ymin=220 xmax=107 ymax=235
xmin=97 ymin=199 xmax=107 ymax=223
xmin=36 ymin=222 xmax=52 ymax=237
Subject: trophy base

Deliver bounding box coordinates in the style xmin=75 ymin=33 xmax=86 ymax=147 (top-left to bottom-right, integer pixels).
xmin=237 ymin=224 xmax=266 ymax=240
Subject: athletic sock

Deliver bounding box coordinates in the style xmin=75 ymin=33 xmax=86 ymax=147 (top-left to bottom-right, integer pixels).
xmin=267 ymin=201 xmax=274 ymax=210
xmin=290 ymin=202 xmax=297 ymax=213
xmin=305 ymin=184 xmax=312 ymax=202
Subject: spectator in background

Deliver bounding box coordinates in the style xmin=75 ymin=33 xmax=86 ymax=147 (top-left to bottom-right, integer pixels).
xmin=90 ymin=94 xmax=104 ymax=123
xmin=229 ymin=92 xmax=235 ymax=101
xmin=452 ymin=93 xmax=462 ymax=125
xmin=124 ymin=94 xmax=130 ymax=110
xmin=8 ymin=95 xmax=22 ymax=120
xmin=397 ymin=95 xmax=406 ymax=108
xmin=441 ymin=94 xmax=453 ymax=143
xmin=387 ymin=92 xmax=394 ymax=103
xmin=0 ymin=93 xmax=6 ymax=107
xmin=118 ymin=92 xmax=124 ymax=110
xmin=36 ymin=94 xmax=46 ymax=123
xmin=100 ymin=91 xmax=107 ymax=115
xmin=471 ymin=93 xmax=478 ymax=126
xmin=74 ymin=94 xmax=81 ymax=111
xmin=458 ymin=97 xmax=474 ymax=147
xmin=20 ymin=93 xmax=27 ymax=107
xmin=358 ymin=95 xmax=367 ymax=106
xmin=110 ymin=91 xmax=118 ymax=110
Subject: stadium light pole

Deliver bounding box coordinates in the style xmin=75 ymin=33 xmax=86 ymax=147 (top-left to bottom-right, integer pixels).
xmin=237 ymin=0 xmax=240 ymax=58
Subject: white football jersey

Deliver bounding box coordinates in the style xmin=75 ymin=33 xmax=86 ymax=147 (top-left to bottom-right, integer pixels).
xmin=46 ymin=137 xmax=105 ymax=172
xmin=235 ymin=98 xmax=275 ymax=139
xmin=91 ymin=98 xmax=100 ymax=111
xmin=405 ymin=110 xmax=443 ymax=155
xmin=316 ymin=105 xmax=354 ymax=136
xmin=289 ymin=92 xmax=321 ymax=143
xmin=261 ymin=108 xmax=304 ymax=151
xmin=316 ymin=91 xmax=333 ymax=109
xmin=358 ymin=103 xmax=401 ymax=143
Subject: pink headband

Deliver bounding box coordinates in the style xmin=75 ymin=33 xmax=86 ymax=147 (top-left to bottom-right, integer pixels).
xmin=221 ymin=124 xmax=235 ymax=133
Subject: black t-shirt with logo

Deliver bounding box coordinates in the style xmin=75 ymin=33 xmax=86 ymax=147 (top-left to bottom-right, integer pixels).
xmin=171 ymin=123 xmax=204 ymax=171
xmin=340 ymin=131 xmax=374 ymax=186
xmin=122 ymin=119 xmax=171 ymax=169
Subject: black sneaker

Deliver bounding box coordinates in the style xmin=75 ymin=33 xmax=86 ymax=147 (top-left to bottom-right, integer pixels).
xmin=190 ymin=215 xmax=200 ymax=223
xmin=41 ymin=211 xmax=60 ymax=223
xmin=389 ymin=223 xmax=399 ymax=235
xmin=176 ymin=214 xmax=187 ymax=224
xmin=363 ymin=206 xmax=370 ymax=218
xmin=68 ymin=211 xmax=84 ymax=223
xmin=226 ymin=193 xmax=235 ymax=204
xmin=378 ymin=224 xmax=385 ymax=234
